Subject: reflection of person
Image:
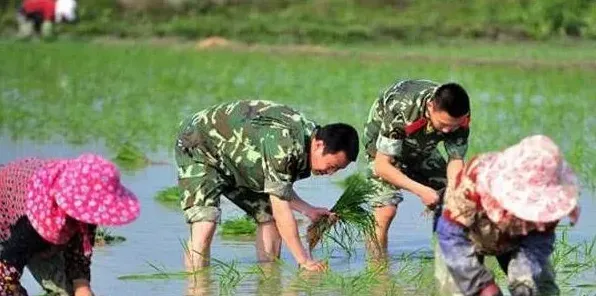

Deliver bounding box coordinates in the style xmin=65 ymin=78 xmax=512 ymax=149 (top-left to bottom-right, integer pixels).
xmin=17 ymin=0 xmax=77 ymax=39
xmin=175 ymin=100 xmax=359 ymax=272
xmin=435 ymin=135 xmax=580 ymax=296
xmin=0 ymin=154 xmax=141 ymax=296
xmin=362 ymin=79 xmax=471 ymax=257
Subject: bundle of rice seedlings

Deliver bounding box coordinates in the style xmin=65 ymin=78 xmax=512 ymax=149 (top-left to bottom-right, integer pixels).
xmin=307 ymin=173 xmax=377 ymax=254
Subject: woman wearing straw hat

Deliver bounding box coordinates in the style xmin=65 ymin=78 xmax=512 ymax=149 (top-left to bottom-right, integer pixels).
xmin=0 ymin=153 xmax=141 ymax=296
xmin=434 ymin=135 xmax=580 ymax=296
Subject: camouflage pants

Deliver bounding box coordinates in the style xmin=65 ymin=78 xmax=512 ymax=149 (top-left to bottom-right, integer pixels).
xmin=367 ymin=149 xmax=447 ymax=207
xmin=175 ymin=145 xmax=273 ymax=224
xmin=27 ymin=251 xmax=73 ymax=296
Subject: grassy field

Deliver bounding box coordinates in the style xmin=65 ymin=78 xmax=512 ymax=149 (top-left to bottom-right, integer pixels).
xmin=2 ymin=0 xmax=596 ymax=43
xmin=1 ymin=39 xmax=594 ymax=183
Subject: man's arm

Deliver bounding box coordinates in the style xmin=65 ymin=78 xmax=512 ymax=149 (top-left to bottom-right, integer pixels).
xmin=373 ymin=97 xmax=439 ymax=206
xmin=270 ymin=194 xmax=327 ymax=271
xmin=269 ymin=194 xmax=309 ymax=265
xmin=444 ymin=127 xmax=470 ymax=186
xmin=373 ymin=152 xmax=433 ymax=200
xmin=288 ymin=189 xmax=332 ymax=222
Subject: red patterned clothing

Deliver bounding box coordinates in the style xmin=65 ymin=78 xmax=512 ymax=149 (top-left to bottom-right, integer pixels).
xmin=0 ymin=159 xmax=94 ymax=296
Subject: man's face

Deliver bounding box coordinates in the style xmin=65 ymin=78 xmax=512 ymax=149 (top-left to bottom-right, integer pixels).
xmin=427 ymin=101 xmax=468 ymax=134
xmin=309 ymin=139 xmax=350 ymax=175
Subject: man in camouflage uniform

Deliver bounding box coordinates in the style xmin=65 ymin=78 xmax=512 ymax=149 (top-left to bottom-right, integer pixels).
xmin=175 ymin=100 xmax=359 ymax=272
xmin=362 ymin=79 xmax=471 ymax=257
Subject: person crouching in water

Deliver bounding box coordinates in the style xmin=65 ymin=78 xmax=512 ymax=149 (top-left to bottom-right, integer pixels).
xmin=435 ymin=135 xmax=580 ymax=296
xmin=0 ymin=153 xmax=141 ymax=296
xmin=17 ymin=0 xmax=77 ymax=40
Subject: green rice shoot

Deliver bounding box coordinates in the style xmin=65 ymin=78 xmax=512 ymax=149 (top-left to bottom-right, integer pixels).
xmin=307 ymin=173 xmax=377 ymax=256
xmin=94 ymin=227 xmax=126 ymax=246
xmin=220 ymin=215 xmax=258 ymax=237
xmin=155 ymin=186 xmax=180 ymax=205
xmin=112 ymin=142 xmax=151 ymax=171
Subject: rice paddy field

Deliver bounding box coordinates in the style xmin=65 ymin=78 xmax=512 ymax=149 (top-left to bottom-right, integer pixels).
xmin=1 ymin=39 xmax=595 ymax=295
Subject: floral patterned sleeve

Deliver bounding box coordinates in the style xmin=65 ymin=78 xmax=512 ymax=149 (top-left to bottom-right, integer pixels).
xmin=0 ymin=217 xmax=50 ymax=296
xmin=64 ymin=225 xmax=96 ymax=283
xmin=0 ymin=260 xmax=27 ymax=295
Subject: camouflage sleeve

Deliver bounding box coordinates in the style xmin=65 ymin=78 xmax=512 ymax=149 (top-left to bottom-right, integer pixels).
xmin=261 ymin=131 xmax=302 ymax=201
xmin=376 ymin=97 xmax=407 ymax=156
xmin=444 ymin=127 xmax=470 ymax=160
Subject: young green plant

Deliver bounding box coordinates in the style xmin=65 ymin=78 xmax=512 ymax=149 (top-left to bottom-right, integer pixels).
xmin=307 ymin=173 xmax=377 ymax=256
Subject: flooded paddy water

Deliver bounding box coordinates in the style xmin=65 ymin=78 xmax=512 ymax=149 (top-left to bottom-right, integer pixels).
xmin=1 ymin=41 xmax=595 ymax=295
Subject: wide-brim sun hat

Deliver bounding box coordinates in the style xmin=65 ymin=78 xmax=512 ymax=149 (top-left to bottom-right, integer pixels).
xmin=476 ymin=135 xmax=579 ymax=224
xmin=26 ymin=153 xmax=140 ymax=245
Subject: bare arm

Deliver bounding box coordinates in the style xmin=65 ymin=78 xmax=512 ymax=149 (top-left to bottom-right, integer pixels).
xmin=288 ymin=189 xmax=309 ymax=214
xmin=270 ymin=194 xmax=309 ymax=265
xmin=289 ymin=189 xmax=333 ymax=222
xmin=373 ymin=152 xmax=427 ymax=196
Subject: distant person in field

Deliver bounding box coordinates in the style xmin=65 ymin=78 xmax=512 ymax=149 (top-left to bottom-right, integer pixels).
xmin=174 ymin=100 xmax=359 ymax=272
xmin=362 ymin=79 xmax=471 ymax=258
xmin=434 ymin=135 xmax=579 ymax=296
xmin=17 ymin=0 xmax=77 ymax=40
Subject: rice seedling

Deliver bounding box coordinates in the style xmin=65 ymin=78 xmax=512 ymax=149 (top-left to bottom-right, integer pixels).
xmin=94 ymin=227 xmax=126 ymax=246
xmin=220 ymin=215 xmax=258 ymax=237
xmin=154 ymin=186 xmax=180 ymax=207
xmin=118 ymin=239 xmax=252 ymax=295
xmin=112 ymin=142 xmax=152 ymax=171
xmin=552 ymin=229 xmax=596 ymax=291
xmin=290 ymin=263 xmax=393 ymax=296
xmin=307 ymin=173 xmax=377 ymax=256
xmin=210 ymin=256 xmax=250 ymax=295
xmin=111 ymin=142 xmax=170 ymax=172
xmin=117 ymin=270 xmax=191 ymax=281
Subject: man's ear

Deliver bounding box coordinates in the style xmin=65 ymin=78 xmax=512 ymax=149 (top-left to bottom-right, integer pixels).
xmin=312 ymin=139 xmax=325 ymax=153
xmin=427 ymin=100 xmax=434 ymax=112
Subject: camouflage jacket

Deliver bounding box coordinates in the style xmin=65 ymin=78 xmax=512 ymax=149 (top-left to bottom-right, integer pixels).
xmin=176 ymin=100 xmax=318 ymax=200
xmin=362 ymin=79 xmax=470 ymax=164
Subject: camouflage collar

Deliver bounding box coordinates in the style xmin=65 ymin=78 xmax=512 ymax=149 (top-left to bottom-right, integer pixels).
xmin=300 ymin=127 xmax=316 ymax=179
xmin=422 ymin=88 xmax=436 ymax=133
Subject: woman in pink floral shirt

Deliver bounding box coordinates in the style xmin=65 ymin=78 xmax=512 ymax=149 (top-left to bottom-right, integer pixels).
xmin=435 ymin=135 xmax=580 ymax=296
xmin=0 ymin=154 xmax=140 ymax=296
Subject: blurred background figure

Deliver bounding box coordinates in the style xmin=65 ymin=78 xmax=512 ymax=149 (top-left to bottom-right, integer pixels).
xmin=16 ymin=0 xmax=77 ymax=40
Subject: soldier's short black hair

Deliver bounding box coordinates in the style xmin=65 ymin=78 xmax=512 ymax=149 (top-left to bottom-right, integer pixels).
xmin=432 ymin=83 xmax=470 ymax=118
xmin=315 ymin=123 xmax=359 ymax=162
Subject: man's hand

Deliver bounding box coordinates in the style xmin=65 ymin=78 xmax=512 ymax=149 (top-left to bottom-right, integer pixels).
xmin=304 ymin=207 xmax=334 ymax=222
xmin=417 ymin=186 xmax=440 ymax=208
xmin=299 ymin=259 xmax=328 ymax=272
